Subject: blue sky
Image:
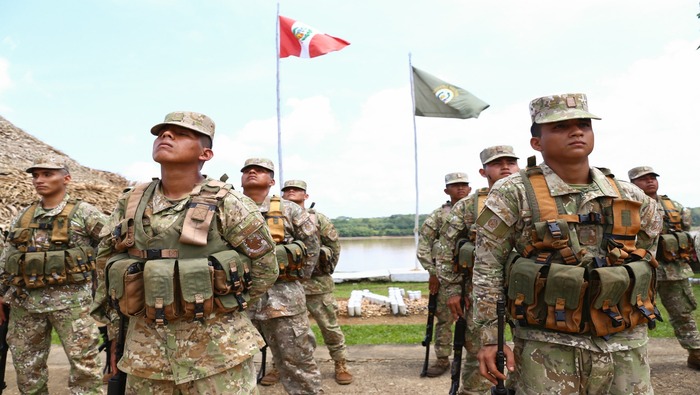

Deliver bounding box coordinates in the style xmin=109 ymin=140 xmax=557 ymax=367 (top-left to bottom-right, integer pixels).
xmin=1 ymin=0 xmax=699 ymax=218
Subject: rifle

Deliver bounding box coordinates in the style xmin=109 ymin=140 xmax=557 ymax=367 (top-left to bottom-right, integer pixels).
xmin=107 ymin=315 xmax=128 ymax=395
xmin=420 ymin=292 xmax=438 ymax=377
xmin=0 ymin=304 xmax=9 ymax=395
xmin=257 ymin=344 xmax=268 ymax=383
xmin=449 ymin=271 xmax=468 ymax=394
xmin=491 ymin=296 xmax=515 ymax=395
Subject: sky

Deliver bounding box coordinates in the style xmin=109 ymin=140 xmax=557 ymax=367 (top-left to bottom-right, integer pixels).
xmin=1 ymin=0 xmax=699 ymax=219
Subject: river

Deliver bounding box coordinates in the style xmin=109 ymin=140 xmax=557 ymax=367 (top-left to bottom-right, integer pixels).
xmin=335 ymin=236 xmax=421 ymax=273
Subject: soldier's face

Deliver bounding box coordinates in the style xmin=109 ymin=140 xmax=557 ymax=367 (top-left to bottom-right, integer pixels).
xmin=444 ymin=183 xmax=471 ymax=201
xmin=530 ymin=118 xmax=594 ymax=163
xmin=282 ymin=187 xmax=308 ymax=205
xmin=480 ymin=157 xmax=519 ymax=187
xmin=31 ymin=169 xmax=70 ymax=198
xmin=152 ymin=125 xmax=211 ymax=165
xmin=631 ymin=174 xmax=659 ymax=197
xmin=241 ymin=166 xmax=274 ymax=189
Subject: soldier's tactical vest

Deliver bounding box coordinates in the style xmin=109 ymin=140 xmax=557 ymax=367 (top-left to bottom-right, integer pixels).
xmin=308 ymin=208 xmax=336 ymax=276
xmin=4 ymin=200 xmax=96 ymax=289
xmin=657 ymin=196 xmax=693 ymax=263
xmin=105 ymin=179 xmax=253 ymax=325
xmin=454 ymin=188 xmax=489 ymax=274
xmin=505 ymin=163 xmax=661 ymax=338
xmin=264 ymin=196 xmax=308 ymax=282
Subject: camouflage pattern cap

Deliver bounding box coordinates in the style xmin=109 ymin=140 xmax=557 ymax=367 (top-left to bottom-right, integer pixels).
xmin=628 ymin=165 xmax=659 ymax=181
xmin=25 ymin=156 xmax=70 ymax=173
xmin=480 ymin=145 xmax=519 ymax=165
xmin=240 ymin=157 xmax=275 ymax=173
xmin=445 ymin=172 xmax=469 ymax=185
xmin=529 ymin=93 xmax=601 ymax=124
xmin=150 ymin=111 xmax=215 ymax=140
xmin=282 ymin=179 xmax=307 ymax=191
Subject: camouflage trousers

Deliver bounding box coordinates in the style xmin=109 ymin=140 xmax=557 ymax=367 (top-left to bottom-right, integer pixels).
xmin=434 ymin=288 xmax=455 ymax=359
xmin=256 ymin=313 xmax=321 ymax=394
xmin=7 ymin=303 xmax=103 ymax=395
xmin=306 ymin=292 xmax=347 ymax=361
xmin=510 ymin=337 xmax=652 ymax=395
xmin=657 ymin=279 xmax=700 ymax=350
xmin=457 ymin=308 xmax=491 ymax=395
xmin=125 ymin=357 xmax=258 ymax=394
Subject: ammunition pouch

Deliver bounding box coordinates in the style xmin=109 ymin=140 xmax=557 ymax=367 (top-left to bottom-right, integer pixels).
xmin=3 ymin=247 xmax=95 ymax=289
xmin=658 ymin=232 xmax=693 ymax=262
xmin=507 ymin=257 xmax=547 ymax=327
xmin=106 ymin=254 xmax=146 ymax=317
xmin=275 ymin=241 xmax=307 ymax=282
xmin=453 ymin=239 xmax=475 ymax=275
xmin=589 ymin=265 xmax=628 ymax=337
xmin=209 ymin=250 xmax=252 ymax=313
xmin=543 ymin=264 xmax=588 ymax=333
xmin=143 ymin=259 xmax=180 ymax=325
xmin=314 ymin=246 xmax=335 ymax=275
xmin=113 ymin=218 xmax=135 ymax=252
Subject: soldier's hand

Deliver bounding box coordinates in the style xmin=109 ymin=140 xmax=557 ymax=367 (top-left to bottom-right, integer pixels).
xmin=428 ymin=274 xmax=440 ymax=294
xmin=447 ymin=295 xmax=463 ymax=320
xmin=477 ymin=344 xmax=515 ymax=385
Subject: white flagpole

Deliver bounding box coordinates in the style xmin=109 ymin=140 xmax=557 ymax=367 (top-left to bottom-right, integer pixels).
xmin=408 ymin=53 xmax=420 ymax=271
xmin=275 ymin=1 xmax=284 ymax=186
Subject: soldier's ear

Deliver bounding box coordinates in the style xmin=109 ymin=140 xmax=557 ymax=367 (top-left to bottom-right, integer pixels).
xmin=530 ymin=136 xmax=542 ymax=152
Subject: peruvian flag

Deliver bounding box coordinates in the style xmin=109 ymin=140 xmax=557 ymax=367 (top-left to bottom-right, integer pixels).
xmin=279 ymin=16 xmax=350 ymax=58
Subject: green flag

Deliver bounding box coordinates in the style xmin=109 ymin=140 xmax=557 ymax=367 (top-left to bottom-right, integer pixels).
xmin=412 ymin=66 xmax=489 ymax=119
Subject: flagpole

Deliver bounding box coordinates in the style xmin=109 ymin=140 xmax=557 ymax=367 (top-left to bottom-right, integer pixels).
xmin=408 ymin=53 xmax=420 ymax=271
xmin=275 ymin=1 xmax=284 ymax=186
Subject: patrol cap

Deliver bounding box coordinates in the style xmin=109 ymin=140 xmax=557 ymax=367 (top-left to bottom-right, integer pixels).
xmin=25 ymin=156 xmax=70 ymax=173
xmin=628 ymin=166 xmax=660 ymax=181
xmin=150 ymin=111 xmax=216 ymax=140
xmin=480 ymin=145 xmax=519 ymax=165
xmin=529 ymin=93 xmax=601 ymax=124
xmin=240 ymin=157 xmax=275 ymax=173
xmin=282 ymin=179 xmax=307 ymax=191
xmin=445 ymin=172 xmax=469 ymax=185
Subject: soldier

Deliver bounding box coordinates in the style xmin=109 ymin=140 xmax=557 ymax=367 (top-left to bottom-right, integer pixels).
xmin=629 ymin=165 xmax=700 ymax=370
xmin=416 ymin=172 xmax=471 ymax=377
xmin=436 ymin=145 xmax=519 ymax=394
xmin=241 ymin=159 xmax=322 ymax=394
xmin=473 ymin=93 xmax=662 ymax=394
xmin=91 ymin=111 xmax=279 ymax=393
xmin=281 ymin=179 xmax=353 ymax=385
xmin=0 ymin=156 xmax=106 ymax=394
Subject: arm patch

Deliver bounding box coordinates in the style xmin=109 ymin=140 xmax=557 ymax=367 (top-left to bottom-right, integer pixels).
xmin=476 ymin=208 xmax=510 ymax=238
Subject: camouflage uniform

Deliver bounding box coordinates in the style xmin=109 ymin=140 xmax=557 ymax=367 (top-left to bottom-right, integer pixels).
xmin=628 ymin=166 xmax=700 ymax=363
xmin=417 ymin=199 xmax=454 ymax=363
xmin=91 ymin=111 xmax=279 ymax=394
xmin=473 ymin=94 xmax=663 ymax=395
xmin=250 ymin=196 xmax=322 ymax=394
xmin=0 ymin=192 xmax=106 ymax=395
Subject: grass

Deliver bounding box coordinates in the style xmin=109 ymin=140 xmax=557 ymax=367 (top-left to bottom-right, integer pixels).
xmin=51 ymin=276 xmax=700 ymax=346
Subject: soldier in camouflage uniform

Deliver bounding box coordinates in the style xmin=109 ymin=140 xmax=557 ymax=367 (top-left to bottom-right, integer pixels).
xmin=241 ymin=159 xmax=322 ymax=394
xmin=436 ymin=145 xmax=519 ymax=394
xmin=416 ymin=172 xmax=471 ymax=377
xmin=629 ymin=165 xmax=700 ymax=370
xmin=281 ymin=179 xmax=353 ymax=385
xmin=91 ymin=112 xmax=279 ymax=393
xmin=473 ymin=93 xmax=663 ymax=394
xmin=0 ymin=156 xmax=106 ymax=394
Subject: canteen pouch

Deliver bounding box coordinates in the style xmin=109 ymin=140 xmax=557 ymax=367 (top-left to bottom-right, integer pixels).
xmin=276 ymin=241 xmax=307 ymax=281
xmin=107 ymin=256 xmax=146 ymax=317
xmin=677 ymin=232 xmax=693 ymax=261
xmin=23 ymin=251 xmax=46 ymax=289
xmin=544 ymin=263 xmax=588 ymax=334
xmin=507 ymin=257 xmax=547 ymax=327
xmin=144 ymin=259 xmax=179 ymax=325
xmin=589 ymin=266 xmax=629 ymax=337
xmin=178 ymin=258 xmax=215 ymax=321
xmin=659 ymin=234 xmax=679 ymax=262
xmin=44 ymin=250 xmax=68 ymax=285
xmin=65 ymin=247 xmax=92 ymax=283
xmin=4 ymin=253 xmax=24 ymax=287
xmin=621 ymin=259 xmax=658 ymax=329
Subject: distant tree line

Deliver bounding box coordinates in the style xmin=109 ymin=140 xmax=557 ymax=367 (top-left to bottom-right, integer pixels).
xmin=332 ymin=214 xmax=428 ymax=237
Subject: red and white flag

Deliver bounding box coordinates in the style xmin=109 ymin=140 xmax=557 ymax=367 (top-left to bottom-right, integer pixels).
xmin=278 ymin=16 xmax=350 ymax=58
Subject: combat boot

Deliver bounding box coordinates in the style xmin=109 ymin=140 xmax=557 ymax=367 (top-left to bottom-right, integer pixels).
xmin=334 ymin=359 xmax=354 ymax=385
xmin=688 ymin=349 xmax=700 ymax=370
xmin=426 ymin=357 xmax=450 ymax=377
xmin=259 ymin=368 xmax=280 ymax=386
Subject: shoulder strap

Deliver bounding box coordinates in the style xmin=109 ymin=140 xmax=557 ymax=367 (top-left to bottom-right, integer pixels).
xmin=17 ymin=202 xmax=40 ymax=229
xmin=50 ymin=199 xmax=80 ymax=244
xmin=266 ymin=195 xmax=285 ymax=244
xmin=474 ymin=188 xmax=489 ymax=218
xmin=659 ymin=196 xmax=682 ymax=231
xmin=180 ymin=179 xmax=233 ymax=246
xmin=125 ymin=182 xmax=153 ymax=221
